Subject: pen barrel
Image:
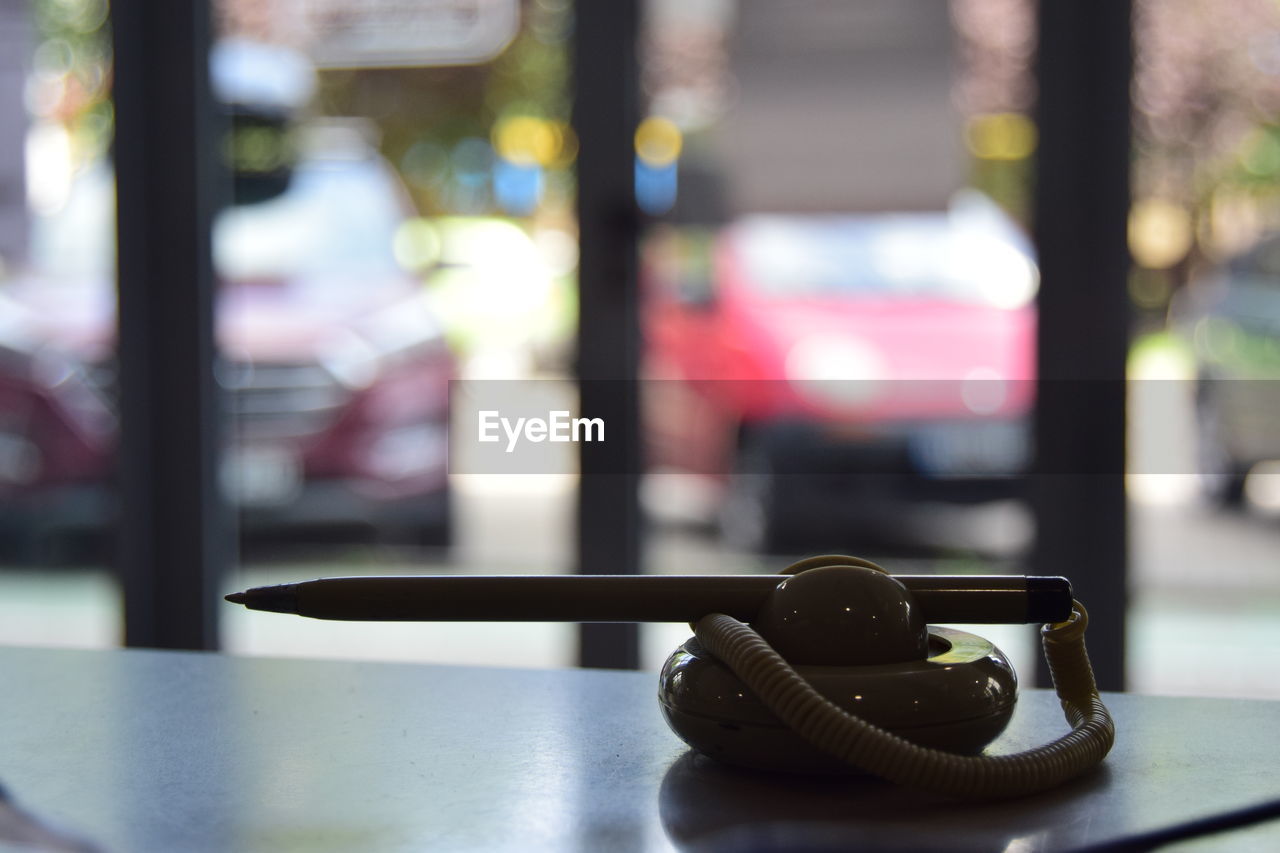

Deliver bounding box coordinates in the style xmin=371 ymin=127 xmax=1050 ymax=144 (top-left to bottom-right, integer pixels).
xmin=290 ymin=575 xmax=1070 ymax=624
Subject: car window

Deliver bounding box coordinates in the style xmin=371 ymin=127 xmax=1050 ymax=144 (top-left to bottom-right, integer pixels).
xmin=27 ymin=152 xmax=409 ymax=288
xmin=214 ymin=156 xmax=406 ymax=282
xmin=733 ymin=211 xmax=1037 ymax=309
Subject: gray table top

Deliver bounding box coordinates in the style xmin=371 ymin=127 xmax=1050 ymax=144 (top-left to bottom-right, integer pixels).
xmin=0 ymin=645 xmax=1277 ymax=852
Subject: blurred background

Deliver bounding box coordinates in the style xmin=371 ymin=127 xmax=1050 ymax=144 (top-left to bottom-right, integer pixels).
xmin=0 ymin=0 xmax=1278 ymax=697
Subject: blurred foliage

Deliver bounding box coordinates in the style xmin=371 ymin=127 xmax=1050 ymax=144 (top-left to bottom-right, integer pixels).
xmin=955 ymin=0 xmax=1280 ymax=312
xmin=1132 ymin=1 xmax=1280 ymax=200
xmin=29 ymin=0 xmax=113 ymax=163
xmin=40 ymin=0 xmax=1278 ymax=297
xmin=1132 ymin=0 xmax=1280 ymax=269
xmin=950 ymin=0 xmax=1036 ymax=225
xmin=29 ymin=0 xmax=572 ymax=219
xmin=313 ymin=0 xmax=572 ymax=218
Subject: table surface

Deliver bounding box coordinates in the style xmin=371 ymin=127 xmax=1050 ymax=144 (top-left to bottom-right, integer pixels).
xmin=1 ymin=645 xmax=1278 ymax=852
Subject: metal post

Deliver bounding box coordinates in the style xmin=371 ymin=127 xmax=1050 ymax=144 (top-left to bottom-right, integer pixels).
xmin=1032 ymin=0 xmax=1132 ymax=690
xmin=112 ymin=0 xmax=227 ymax=649
xmin=572 ymin=0 xmax=643 ymax=669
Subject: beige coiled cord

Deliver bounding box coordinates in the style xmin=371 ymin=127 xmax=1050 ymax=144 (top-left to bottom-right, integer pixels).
xmin=693 ymin=601 xmax=1115 ymax=799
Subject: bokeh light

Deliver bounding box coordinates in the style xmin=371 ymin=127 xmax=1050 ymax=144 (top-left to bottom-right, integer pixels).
xmin=634 ymin=116 xmax=683 ymax=167
xmin=492 ymin=114 xmax=562 ymax=167
xmin=1128 ymin=199 xmax=1193 ymax=269
xmin=964 ymin=112 xmax=1037 ymax=161
xmin=392 ymin=217 xmax=442 ymax=272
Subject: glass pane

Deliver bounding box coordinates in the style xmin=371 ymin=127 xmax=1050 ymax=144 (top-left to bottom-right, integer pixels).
xmin=632 ymin=0 xmax=1280 ymax=699
xmin=0 ymin=0 xmax=121 ymax=647
xmin=215 ymin=0 xmax=579 ymax=667
xmin=636 ymin=0 xmax=1040 ymax=671
xmin=1128 ymin=0 xmax=1280 ymax=698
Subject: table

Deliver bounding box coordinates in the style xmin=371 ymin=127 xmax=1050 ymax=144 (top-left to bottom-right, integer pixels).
xmin=1 ymin=646 xmax=1277 ymax=852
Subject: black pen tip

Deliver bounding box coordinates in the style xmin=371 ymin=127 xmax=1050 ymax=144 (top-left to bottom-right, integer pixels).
xmin=225 ymin=584 xmax=300 ymax=614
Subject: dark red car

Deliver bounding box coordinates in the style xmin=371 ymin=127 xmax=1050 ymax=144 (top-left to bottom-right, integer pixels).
xmin=0 ymin=123 xmax=453 ymax=560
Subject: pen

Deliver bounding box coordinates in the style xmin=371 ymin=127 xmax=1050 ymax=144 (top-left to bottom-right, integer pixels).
xmin=225 ymin=574 xmax=1072 ymax=624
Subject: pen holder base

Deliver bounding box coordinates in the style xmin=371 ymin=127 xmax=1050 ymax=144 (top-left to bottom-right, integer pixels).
xmin=657 ymin=627 xmax=1018 ymax=775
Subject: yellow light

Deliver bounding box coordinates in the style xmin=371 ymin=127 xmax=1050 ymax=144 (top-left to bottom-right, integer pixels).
xmin=964 ymin=113 xmax=1037 ymax=161
xmin=1128 ymin=199 xmax=1192 ymax=269
xmin=635 ymin=116 xmax=682 ymax=167
xmin=547 ymin=121 xmax=578 ymax=169
xmin=492 ymin=115 xmax=561 ymax=167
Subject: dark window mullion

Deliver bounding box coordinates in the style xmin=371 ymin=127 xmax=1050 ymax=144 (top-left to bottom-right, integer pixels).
xmin=573 ymin=0 xmax=643 ymax=669
xmin=112 ymin=0 xmax=228 ymax=650
xmin=1032 ymin=0 xmax=1132 ymax=690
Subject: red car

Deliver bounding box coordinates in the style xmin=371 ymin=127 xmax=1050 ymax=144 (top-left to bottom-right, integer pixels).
xmin=642 ymin=193 xmax=1037 ymax=551
xmin=0 ymin=123 xmax=453 ymax=560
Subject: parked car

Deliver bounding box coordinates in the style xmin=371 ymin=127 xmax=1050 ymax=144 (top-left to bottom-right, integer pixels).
xmin=641 ymin=192 xmax=1037 ymax=551
xmin=1172 ymin=233 xmax=1280 ymax=507
xmin=0 ymin=122 xmax=454 ymax=559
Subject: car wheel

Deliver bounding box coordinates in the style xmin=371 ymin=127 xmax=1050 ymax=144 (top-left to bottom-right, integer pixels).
xmin=719 ymin=438 xmax=796 ymax=554
xmin=1195 ymin=387 xmax=1245 ymax=508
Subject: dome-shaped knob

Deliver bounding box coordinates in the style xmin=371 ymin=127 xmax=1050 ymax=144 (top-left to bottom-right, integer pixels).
xmin=751 ymin=565 xmax=929 ymax=665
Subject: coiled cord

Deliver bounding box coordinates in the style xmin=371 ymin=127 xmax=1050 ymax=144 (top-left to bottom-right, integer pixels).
xmin=693 ymin=601 xmax=1115 ymax=799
